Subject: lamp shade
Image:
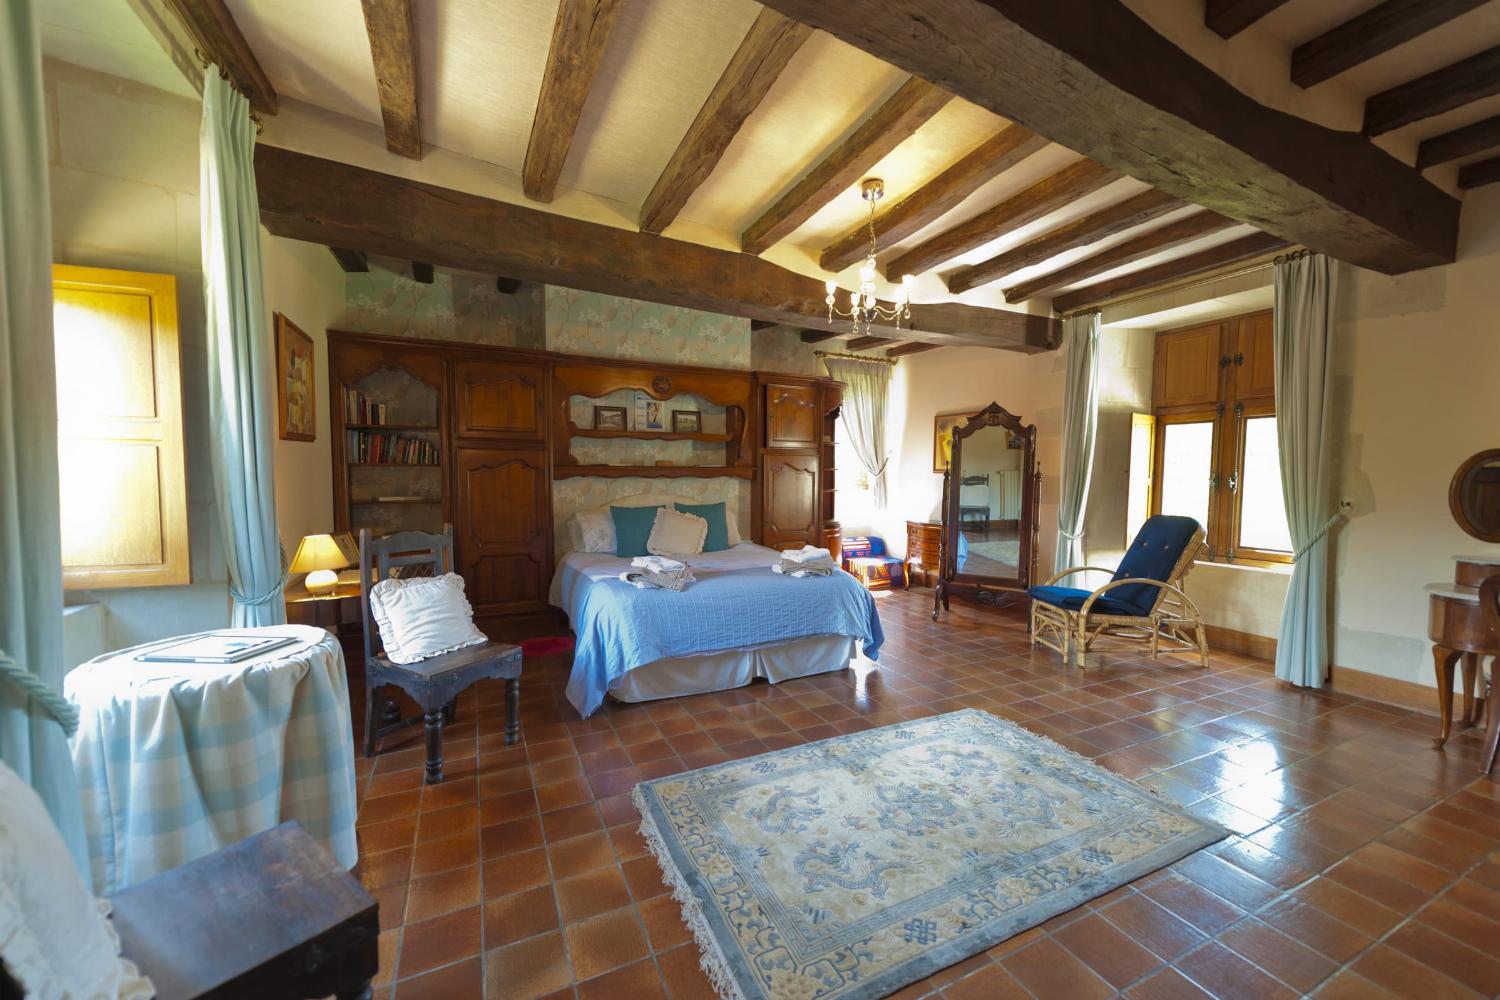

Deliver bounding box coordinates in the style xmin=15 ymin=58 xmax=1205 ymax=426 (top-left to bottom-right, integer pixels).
xmin=289 ymin=533 xmax=351 ymax=574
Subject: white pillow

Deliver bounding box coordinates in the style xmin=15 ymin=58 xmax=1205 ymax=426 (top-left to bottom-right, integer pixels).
xmin=369 ymin=573 xmax=488 ymax=664
xmin=566 ymin=493 xmax=680 ymax=554
xmin=0 ymin=763 xmax=152 ymax=999
xmin=647 ymin=507 xmax=708 ymax=556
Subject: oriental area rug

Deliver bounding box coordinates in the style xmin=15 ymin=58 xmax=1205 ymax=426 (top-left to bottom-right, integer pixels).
xmin=634 ymin=708 xmax=1226 ymax=1000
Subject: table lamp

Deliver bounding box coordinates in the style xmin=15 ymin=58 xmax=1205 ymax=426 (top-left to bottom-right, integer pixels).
xmin=290 ymin=533 xmax=351 ymax=596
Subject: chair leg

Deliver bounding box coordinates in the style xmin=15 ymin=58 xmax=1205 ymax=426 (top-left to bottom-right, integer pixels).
xmin=1195 ymin=622 xmax=1210 ymax=669
xmin=362 ymin=684 xmax=378 ymax=759
xmin=505 ymin=677 xmax=521 ymax=746
xmin=1074 ymin=618 xmax=1088 ymax=670
xmin=423 ymin=710 xmax=445 ymax=784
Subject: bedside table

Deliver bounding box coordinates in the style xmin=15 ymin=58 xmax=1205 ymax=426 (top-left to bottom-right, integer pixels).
xmin=285 ymin=584 xmax=363 ymax=657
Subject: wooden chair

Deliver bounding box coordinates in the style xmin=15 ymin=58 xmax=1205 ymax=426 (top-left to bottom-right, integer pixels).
xmin=359 ymin=526 xmax=522 ymax=783
xmin=1028 ymin=514 xmax=1209 ymax=669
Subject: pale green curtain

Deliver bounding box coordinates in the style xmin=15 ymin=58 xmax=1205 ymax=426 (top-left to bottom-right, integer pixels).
xmin=0 ymin=0 xmax=88 ymax=869
xmin=201 ymin=72 xmax=286 ymax=627
xmin=1055 ymin=311 xmax=1100 ymax=572
xmin=1274 ymin=253 xmax=1338 ymax=688
xmin=822 ymin=356 xmax=892 ymax=507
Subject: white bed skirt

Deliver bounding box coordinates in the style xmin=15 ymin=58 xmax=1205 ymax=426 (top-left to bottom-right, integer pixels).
xmin=608 ymin=634 xmax=860 ymax=703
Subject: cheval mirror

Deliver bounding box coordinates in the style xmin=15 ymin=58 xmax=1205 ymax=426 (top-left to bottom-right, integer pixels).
xmin=933 ymin=402 xmax=1040 ymax=620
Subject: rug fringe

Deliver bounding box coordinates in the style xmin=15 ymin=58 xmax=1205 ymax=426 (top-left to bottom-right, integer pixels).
xmin=633 ymin=784 xmax=749 ymax=1000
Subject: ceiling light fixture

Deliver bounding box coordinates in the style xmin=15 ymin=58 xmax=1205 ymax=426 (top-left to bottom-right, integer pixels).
xmin=825 ymin=178 xmax=912 ymax=338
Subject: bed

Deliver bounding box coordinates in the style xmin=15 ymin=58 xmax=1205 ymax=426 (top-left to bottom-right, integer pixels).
xmin=549 ymin=542 xmax=884 ymax=717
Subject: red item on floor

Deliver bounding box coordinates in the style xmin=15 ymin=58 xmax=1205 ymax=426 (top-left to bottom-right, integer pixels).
xmin=519 ymin=635 xmax=574 ymax=657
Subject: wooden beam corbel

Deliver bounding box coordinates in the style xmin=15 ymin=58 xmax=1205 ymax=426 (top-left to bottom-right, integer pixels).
xmin=799 ymin=330 xmax=840 ymax=344
xmin=411 ymin=262 xmax=434 ymax=284
xmin=328 ymin=248 xmax=369 ymax=273
xmin=887 ymin=341 xmax=939 ymax=358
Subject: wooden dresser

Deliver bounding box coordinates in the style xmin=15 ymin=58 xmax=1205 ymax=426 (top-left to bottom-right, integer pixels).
xmin=906 ymin=520 xmax=942 ymax=588
xmin=1426 ymin=555 xmax=1500 ymax=747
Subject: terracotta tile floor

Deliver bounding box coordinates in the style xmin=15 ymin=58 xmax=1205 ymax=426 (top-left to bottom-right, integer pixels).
xmin=348 ymin=587 xmax=1500 ymax=999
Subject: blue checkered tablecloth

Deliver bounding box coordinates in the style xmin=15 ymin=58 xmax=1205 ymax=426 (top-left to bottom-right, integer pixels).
xmin=65 ymin=625 xmax=358 ymax=894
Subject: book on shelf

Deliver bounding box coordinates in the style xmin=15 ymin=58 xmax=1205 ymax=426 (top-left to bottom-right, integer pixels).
xmin=345 ymin=429 xmax=439 ymax=465
xmin=343 ymin=388 xmax=393 ymax=426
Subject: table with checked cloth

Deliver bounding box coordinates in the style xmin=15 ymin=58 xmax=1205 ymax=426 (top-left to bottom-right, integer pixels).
xmin=65 ymin=625 xmax=359 ymax=895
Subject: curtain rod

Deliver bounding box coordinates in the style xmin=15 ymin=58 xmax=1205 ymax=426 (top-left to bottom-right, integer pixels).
xmin=1057 ymin=248 xmax=1300 ymax=321
xmin=814 ymin=350 xmax=897 ymax=365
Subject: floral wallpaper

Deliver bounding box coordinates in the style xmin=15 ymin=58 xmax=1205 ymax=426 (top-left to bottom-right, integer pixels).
xmin=752 ymin=325 xmax=824 ymax=375
xmin=551 ymin=477 xmax=750 ymax=558
xmin=545 ymin=287 xmax=750 ymax=367
xmin=346 ymin=266 xmax=544 ymax=348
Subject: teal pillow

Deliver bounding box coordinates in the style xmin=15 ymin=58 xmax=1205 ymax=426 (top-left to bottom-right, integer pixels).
xmin=676 ymin=501 xmax=730 ymax=552
xmin=610 ymin=505 xmax=663 ymax=558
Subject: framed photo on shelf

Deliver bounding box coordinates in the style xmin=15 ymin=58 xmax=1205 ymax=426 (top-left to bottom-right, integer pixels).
xmin=933 ymin=411 xmax=971 ymax=472
xmin=634 ymin=392 xmax=665 ymax=431
xmin=671 ymin=410 xmax=702 ymax=434
xmin=275 ymin=313 xmax=315 ymax=441
xmin=593 ymin=405 xmax=627 ymax=430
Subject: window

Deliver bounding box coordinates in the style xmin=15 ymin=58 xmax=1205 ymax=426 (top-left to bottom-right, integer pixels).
xmin=53 ymin=265 xmax=190 ymax=588
xmin=1147 ymin=310 xmax=1290 ymax=564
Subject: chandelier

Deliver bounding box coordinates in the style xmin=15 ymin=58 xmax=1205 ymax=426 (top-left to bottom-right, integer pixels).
xmin=825 ymin=177 xmax=912 ymax=338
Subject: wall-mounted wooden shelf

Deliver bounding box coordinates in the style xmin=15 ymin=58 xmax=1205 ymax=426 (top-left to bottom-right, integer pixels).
xmin=347 ymin=462 xmax=440 ymax=468
xmin=345 ymin=422 xmax=438 ymax=431
xmin=553 ymin=464 xmax=754 ymax=480
xmin=568 ymin=425 xmax=734 ymax=443
xmin=351 ymin=497 xmax=441 ymax=504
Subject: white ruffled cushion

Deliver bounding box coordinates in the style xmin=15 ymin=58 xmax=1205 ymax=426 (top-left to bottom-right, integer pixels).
xmin=0 ymin=763 xmax=153 ymax=999
xmin=647 ymin=507 xmax=708 ymax=556
xmin=369 ymin=573 xmax=488 ymax=664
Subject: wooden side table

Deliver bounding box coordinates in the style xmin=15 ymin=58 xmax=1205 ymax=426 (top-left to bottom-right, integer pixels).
xmin=285 ymin=584 xmax=363 ymax=660
xmin=906 ymin=520 xmax=942 ymax=589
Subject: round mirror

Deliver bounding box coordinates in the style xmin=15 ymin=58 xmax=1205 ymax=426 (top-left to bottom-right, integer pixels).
xmin=1449 ymin=449 xmax=1500 ymax=542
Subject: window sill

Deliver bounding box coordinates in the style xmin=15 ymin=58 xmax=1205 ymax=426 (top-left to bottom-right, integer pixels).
xmin=1192 ymin=559 xmax=1292 ymax=576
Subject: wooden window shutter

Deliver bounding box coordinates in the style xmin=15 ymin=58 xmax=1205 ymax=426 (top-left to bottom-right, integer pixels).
xmin=52 ymin=264 xmax=190 ymax=588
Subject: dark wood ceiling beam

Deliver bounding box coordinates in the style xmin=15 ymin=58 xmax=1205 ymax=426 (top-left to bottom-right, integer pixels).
xmin=882 ymin=159 xmax=1116 ymax=280
xmin=522 ymin=0 xmax=621 ymax=203
xmin=328 ymin=247 xmax=369 ymax=273
xmin=740 ymin=77 xmax=952 ymax=255
xmin=1293 ymin=0 xmax=1489 ymax=89
xmin=1364 ymin=44 xmax=1500 ymax=136
xmin=945 ymin=188 xmax=1183 ymax=295
xmin=799 ymin=330 xmax=840 ymax=343
xmin=360 ymin=0 xmax=421 ymax=159
xmin=818 ymin=125 xmax=1049 ymax=273
xmin=1050 ymin=232 xmax=1291 ymax=314
xmin=639 ymin=10 xmax=812 ymax=233
xmin=887 ymin=341 xmax=939 ymax=358
xmin=255 ymin=145 xmax=1057 ymax=351
xmin=1002 ymin=210 xmax=1237 ymax=303
xmin=1459 ymin=155 xmax=1500 ymax=189
xmin=1205 ymin=0 xmax=1291 ymax=39
xmin=846 ymin=336 xmax=894 ymax=350
xmin=1417 ymin=113 xmax=1500 ymax=168
xmin=163 ymin=0 xmax=276 ymax=114
xmin=757 ymin=0 xmax=1458 ymax=273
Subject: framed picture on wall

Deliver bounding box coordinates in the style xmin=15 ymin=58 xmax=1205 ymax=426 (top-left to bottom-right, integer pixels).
xmin=275 ymin=313 xmax=315 ymax=441
xmin=933 ymin=410 xmax=971 ymax=472
xmin=634 ymin=391 xmax=665 ymax=431
xmin=593 ymin=406 xmax=627 ymax=430
xmin=671 ymin=410 xmax=702 ymax=434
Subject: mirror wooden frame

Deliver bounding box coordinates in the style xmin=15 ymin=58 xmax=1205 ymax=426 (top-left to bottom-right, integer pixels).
xmin=1450 ymin=448 xmax=1500 ymax=543
xmin=933 ymin=402 xmax=1041 ymax=621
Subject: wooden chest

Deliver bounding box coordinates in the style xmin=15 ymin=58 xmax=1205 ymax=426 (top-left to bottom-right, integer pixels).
xmin=906 ymin=520 xmax=942 ymax=588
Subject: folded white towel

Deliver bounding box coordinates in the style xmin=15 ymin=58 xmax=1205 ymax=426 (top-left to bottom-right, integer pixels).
xmin=780 ymin=545 xmax=831 ymax=564
xmin=631 ymin=555 xmax=685 ymax=573
xmin=773 ymin=561 xmax=835 ymax=578
xmin=618 ymin=568 xmax=695 ymax=591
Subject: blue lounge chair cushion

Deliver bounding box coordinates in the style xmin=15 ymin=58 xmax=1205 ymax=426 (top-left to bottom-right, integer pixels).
xmin=1108 ymin=515 xmax=1200 ymax=614
xmin=1027 ymin=585 xmax=1144 ymax=617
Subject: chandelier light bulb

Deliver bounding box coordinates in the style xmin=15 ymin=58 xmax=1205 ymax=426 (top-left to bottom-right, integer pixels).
xmin=825 ymin=177 xmax=911 ymax=339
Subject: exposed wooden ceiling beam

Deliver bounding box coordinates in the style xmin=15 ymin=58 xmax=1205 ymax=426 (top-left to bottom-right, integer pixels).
xmin=1364 ymin=45 xmax=1500 ymax=136
xmin=847 ymin=336 xmax=894 ymax=350
xmin=758 ymin=0 xmax=1458 ymax=273
xmin=496 ymin=276 xmax=522 ymax=294
xmin=882 ymin=159 xmax=1116 ymax=280
xmin=1204 ymin=0 xmax=1292 ymax=39
xmin=1416 ymin=113 xmax=1500 ymax=169
xmin=799 ymin=330 xmax=841 ymax=343
xmin=887 ymin=341 xmax=940 ymax=358
xmin=1050 ymin=232 xmax=1291 ymax=314
xmin=1002 ymin=210 xmax=1237 ymax=303
xmin=1292 ymin=0 xmax=1489 ymax=89
xmin=411 ymin=262 xmax=434 ymax=284
xmin=740 ymin=77 xmax=951 ymax=255
xmin=328 ymin=247 xmax=368 ymax=273
xmin=818 ymin=125 xmax=1049 ymax=273
xmin=360 ymin=0 xmax=421 ymax=159
xmin=163 ymin=0 xmax=276 ymax=114
xmin=639 ymin=10 xmax=812 ymax=233
xmin=255 ymin=146 xmax=1058 ymax=352
xmin=1459 ymin=155 xmax=1500 ymax=189
xmin=522 ymin=0 xmax=621 ymax=203
xmin=944 ymin=188 xmax=1184 ymax=295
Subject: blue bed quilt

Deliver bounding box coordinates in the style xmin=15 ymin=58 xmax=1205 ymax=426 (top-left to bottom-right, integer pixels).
xmin=558 ymin=563 xmax=884 ymax=717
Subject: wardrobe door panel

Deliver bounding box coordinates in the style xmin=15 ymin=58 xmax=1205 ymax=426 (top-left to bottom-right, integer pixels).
xmin=764 ymin=382 xmax=819 ymax=448
xmin=453 ymin=447 xmax=550 ymax=616
xmin=762 ymin=451 xmax=819 ymax=549
xmin=1153 ymin=324 xmax=1223 ymax=409
xmin=452 ymin=360 xmax=545 ymax=441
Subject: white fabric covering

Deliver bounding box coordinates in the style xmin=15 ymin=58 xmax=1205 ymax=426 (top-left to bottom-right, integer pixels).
xmin=632 ymin=555 xmax=686 ymax=573
xmin=369 ymin=573 xmax=487 ymax=664
xmin=781 ymin=544 xmax=832 ymax=564
xmin=0 ymin=762 xmax=152 ymax=999
xmin=610 ymin=634 xmax=858 ymax=702
xmin=647 ymin=507 xmax=708 ymax=556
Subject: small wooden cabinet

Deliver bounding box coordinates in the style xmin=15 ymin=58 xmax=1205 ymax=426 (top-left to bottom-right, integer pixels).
xmin=451 ymin=360 xmax=545 ymax=441
xmin=906 ymin=520 xmax=942 ymax=588
xmin=1234 ymin=311 xmax=1275 ymax=401
xmin=1152 ymin=322 xmax=1221 ymax=409
xmin=764 ymin=382 xmax=820 ymax=448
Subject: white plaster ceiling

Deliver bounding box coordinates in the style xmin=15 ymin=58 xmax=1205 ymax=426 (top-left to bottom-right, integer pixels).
xmin=40 ymin=0 xmax=198 ymax=99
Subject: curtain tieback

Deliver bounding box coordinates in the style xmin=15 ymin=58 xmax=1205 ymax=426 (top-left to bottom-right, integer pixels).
xmin=229 ymin=543 xmax=290 ymax=607
xmin=1293 ymin=512 xmax=1345 ymax=562
xmin=1057 ymin=527 xmax=1085 ymax=541
xmin=0 ymin=649 xmax=79 ymax=738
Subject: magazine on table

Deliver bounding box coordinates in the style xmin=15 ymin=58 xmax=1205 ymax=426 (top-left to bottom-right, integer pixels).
xmin=135 ymin=632 xmax=302 ymax=664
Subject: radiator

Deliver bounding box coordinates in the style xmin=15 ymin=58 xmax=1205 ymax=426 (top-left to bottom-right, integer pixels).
xmin=995 ymin=470 xmax=1023 ymax=520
